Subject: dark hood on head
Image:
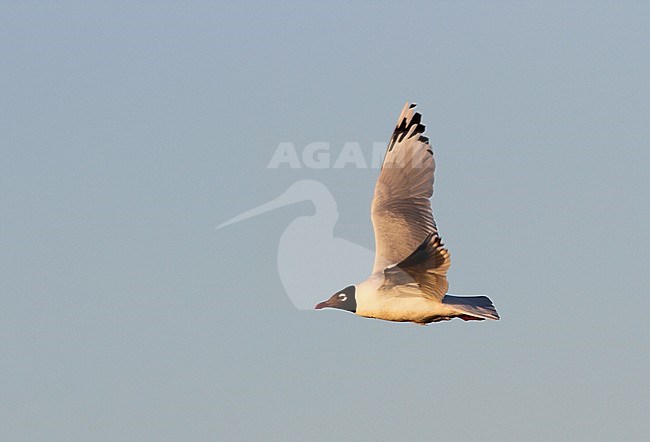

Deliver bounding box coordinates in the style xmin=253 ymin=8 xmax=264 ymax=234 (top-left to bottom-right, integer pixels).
xmin=315 ymin=285 xmax=356 ymax=312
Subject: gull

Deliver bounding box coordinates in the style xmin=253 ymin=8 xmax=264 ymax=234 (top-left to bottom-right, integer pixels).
xmin=315 ymin=103 xmax=500 ymax=324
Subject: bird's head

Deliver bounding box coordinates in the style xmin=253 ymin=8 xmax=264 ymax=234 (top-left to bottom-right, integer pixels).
xmin=315 ymin=285 xmax=357 ymax=312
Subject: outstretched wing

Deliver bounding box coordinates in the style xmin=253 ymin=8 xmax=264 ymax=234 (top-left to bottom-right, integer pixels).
xmin=371 ymin=103 xmax=438 ymax=273
xmin=381 ymin=233 xmax=451 ymax=302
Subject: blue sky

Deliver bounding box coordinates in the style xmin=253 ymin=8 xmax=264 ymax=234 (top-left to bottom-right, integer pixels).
xmin=2 ymin=1 xmax=649 ymax=440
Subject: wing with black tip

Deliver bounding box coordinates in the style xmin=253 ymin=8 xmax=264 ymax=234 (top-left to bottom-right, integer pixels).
xmin=371 ymin=103 xmax=439 ymax=272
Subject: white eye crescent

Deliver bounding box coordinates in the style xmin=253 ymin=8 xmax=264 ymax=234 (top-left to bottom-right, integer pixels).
xmin=338 ymin=294 xmax=347 ymax=301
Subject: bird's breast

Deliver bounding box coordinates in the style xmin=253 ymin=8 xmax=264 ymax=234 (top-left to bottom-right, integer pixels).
xmin=354 ymin=275 xmax=455 ymax=323
xmin=356 ymin=297 xmax=452 ymax=323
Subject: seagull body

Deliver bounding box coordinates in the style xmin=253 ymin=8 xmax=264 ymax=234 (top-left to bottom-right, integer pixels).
xmin=316 ymin=103 xmax=499 ymax=324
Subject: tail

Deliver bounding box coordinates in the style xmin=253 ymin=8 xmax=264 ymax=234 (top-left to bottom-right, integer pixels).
xmin=443 ymin=295 xmax=500 ymax=321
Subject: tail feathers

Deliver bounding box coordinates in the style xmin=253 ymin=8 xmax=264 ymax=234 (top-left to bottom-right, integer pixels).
xmin=443 ymin=295 xmax=500 ymax=321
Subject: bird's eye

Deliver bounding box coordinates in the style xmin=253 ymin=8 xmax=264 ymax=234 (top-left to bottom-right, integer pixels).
xmin=338 ymin=293 xmax=347 ymax=301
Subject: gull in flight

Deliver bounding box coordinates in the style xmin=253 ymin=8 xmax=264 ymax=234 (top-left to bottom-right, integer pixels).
xmin=316 ymin=103 xmax=500 ymax=324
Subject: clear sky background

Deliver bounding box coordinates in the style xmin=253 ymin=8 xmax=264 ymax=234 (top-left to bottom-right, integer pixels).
xmin=2 ymin=1 xmax=649 ymax=440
